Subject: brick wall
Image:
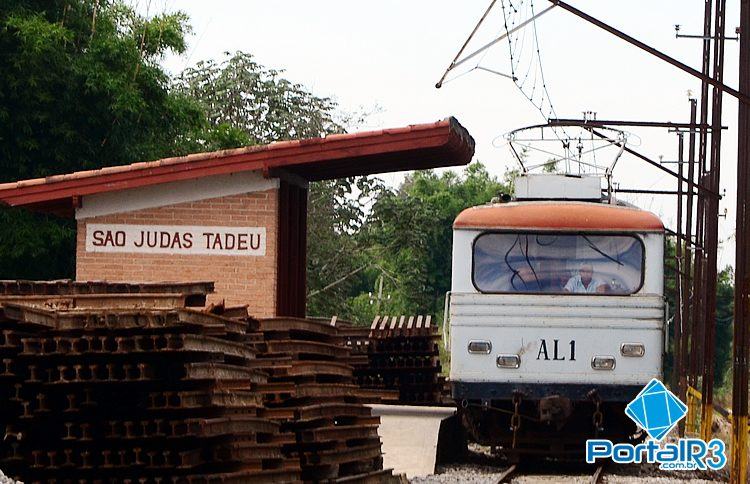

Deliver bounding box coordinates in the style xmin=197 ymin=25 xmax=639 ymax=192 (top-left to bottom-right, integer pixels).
xmin=76 ymin=189 xmax=279 ymax=317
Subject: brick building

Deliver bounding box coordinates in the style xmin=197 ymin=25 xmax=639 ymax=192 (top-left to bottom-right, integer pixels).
xmin=0 ymin=118 xmax=474 ymax=317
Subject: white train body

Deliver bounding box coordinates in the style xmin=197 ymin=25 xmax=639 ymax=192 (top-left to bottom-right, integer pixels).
xmin=450 ymin=224 xmax=664 ymax=393
xmin=446 ymin=177 xmax=666 ymax=452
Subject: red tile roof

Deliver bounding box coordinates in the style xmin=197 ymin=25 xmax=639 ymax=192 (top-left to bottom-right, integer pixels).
xmin=0 ymin=117 xmax=474 ymax=216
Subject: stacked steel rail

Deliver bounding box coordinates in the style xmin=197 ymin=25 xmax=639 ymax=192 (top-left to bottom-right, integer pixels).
xmin=0 ymin=283 xmax=410 ymax=482
xmin=0 ymin=293 xmax=301 ymax=482
xmin=3 ymin=303 xmax=299 ymax=483
xmin=233 ymin=315 xmax=400 ymax=483
xmin=340 ymin=316 xmax=447 ymax=405
xmin=0 ymin=280 xmax=214 ymax=307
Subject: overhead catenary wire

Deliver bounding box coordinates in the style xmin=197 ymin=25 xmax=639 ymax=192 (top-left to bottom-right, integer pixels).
xmin=434 ymin=0 xmax=498 ymax=88
xmin=438 ymin=0 xmax=633 ymax=178
xmin=435 ymin=1 xmax=555 ymax=87
xmin=498 ymin=0 xmax=589 ymax=171
xmin=500 ymin=1 xmax=560 ymax=122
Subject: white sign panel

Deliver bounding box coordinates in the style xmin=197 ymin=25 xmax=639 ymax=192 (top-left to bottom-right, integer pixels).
xmin=85 ymin=224 xmax=266 ymax=256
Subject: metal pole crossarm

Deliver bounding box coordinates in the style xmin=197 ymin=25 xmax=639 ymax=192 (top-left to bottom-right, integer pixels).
xmin=435 ymin=0 xmax=497 ymax=89
xmin=548 ymin=0 xmax=750 ymax=105
xmin=549 ymin=118 xmax=720 ymax=130
xmin=677 ymin=33 xmax=739 ymax=41
xmin=668 ymin=127 xmax=729 ymax=134
xmin=611 ymin=188 xmax=701 ymax=196
xmin=436 ymin=3 xmax=556 ymax=88
xmin=664 ymin=228 xmax=705 ymax=252
xmin=675 ymin=23 xmax=740 ymax=41
xmin=474 ymin=66 xmax=517 ymax=81
xmin=589 ymin=129 xmax=720 ymax=199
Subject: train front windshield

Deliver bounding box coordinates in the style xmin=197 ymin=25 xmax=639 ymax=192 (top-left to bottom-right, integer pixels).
xmin=472 ymin=232 xmax=644 ymax=295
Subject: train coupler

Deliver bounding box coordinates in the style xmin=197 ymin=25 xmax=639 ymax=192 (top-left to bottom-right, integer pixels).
xmin=539 ymin=394 xmax=572 ymax=429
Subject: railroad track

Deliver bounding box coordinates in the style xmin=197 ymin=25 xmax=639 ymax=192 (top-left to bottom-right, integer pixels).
xmin=495 ymin=463 xmax=517 ymax=483
xmin=591 ymin=464 xmax=606 ymax=484
xmin=494 ymin=463 xmax=606 ymax=483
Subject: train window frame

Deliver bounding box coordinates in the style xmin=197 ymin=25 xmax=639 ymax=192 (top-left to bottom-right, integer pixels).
xmin=470 ymin=230 xmax=647 ymax=296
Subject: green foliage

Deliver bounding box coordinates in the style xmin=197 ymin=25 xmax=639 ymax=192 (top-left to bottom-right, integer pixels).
xmin=663 ymin=237 xmax=677 ymax=383
xmin=335 ymin=163 xmax=510 ymax=323
xmin=173 ymin=51 xmax=384 ymax=321
xmin=664 ymin=236 xmax=734 ymax=390
xmin=714 ymin=267 xmax=734 ymax=388
xmin=0 ymin=0 xmax=204 ymax=278
xmin=542 ymin=159 xmax=559 ymax=173
xmin=306 ymin=177 xmax=386 ymax=319
xmin=0 ymin=208 xmax=76 ymax=279
xmin=175 ymin=51 xmax=343 ymax=146
xmin=0 ymin=0 xmax=202 ymax=180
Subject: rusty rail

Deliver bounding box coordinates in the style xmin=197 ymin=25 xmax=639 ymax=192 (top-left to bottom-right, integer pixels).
xmin=0 ymin=285 xmax=299 ymax=482
xmin=342 ymin=315 xmax=447 ymax=405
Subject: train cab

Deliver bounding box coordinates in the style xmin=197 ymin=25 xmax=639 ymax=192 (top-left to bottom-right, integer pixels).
xmin=446 ymin=174 xmax=666 ymax=458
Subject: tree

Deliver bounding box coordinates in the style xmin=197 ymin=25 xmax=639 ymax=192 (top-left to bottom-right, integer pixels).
xmin=305 ymin=177 xmax=385 ymax=318
xmin=346 ymin=163 xmax=510 ymax=323
xmin=0 ymin=0 xmax=205 ymax=278
xmin=663 ymin=237 xmax=734 ymax=391
xmin=0 ymin=0 xmax=202 ymax=181
xmin=714 ymin=267 xmax=734 ymax=390
xmin=175 ymin=51 xmax=385 ymax=319
xmin=175 ymin=51 xmax=343 ymax=147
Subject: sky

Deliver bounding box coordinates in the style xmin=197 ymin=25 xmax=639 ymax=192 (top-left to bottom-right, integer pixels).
xmin=139 ymin=0 xmax=742 ymax=269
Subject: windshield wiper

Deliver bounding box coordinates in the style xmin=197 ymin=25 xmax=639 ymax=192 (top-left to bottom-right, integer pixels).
xmin=505 ymin=235 xmax=522 ymax=290
xmin=582 ymin=235 xmax=624 ymax=266
xmin=524 ymin=235 xmax=542 ymax=288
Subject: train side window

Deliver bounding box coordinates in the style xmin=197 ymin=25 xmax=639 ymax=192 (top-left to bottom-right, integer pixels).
xmin=472 ymin=232 xmax=644 ymax=295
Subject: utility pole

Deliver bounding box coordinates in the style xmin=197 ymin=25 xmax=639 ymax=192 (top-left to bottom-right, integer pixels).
xmin=674 ymin=131 xmax=685 ymax=395
xmin=731 ymin=0 xmax=750 ymax=480
xmin=442 ymin=3 xmax=749 ymax=478
xmin=688 ymin=0 xmax=714 ymax=409
xmin=679 ymin=98 xmax=698 ymax=427
xmin=701 ymin=0 xmax=728 ymax=443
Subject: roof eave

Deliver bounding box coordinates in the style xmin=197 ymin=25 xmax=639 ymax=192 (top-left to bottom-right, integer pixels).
xmin=0 ymin=117 xmax=475 ymax=217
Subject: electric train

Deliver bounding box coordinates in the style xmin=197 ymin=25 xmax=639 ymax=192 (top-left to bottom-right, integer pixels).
xmin=446 ymin=174 xmax=666 ymax=458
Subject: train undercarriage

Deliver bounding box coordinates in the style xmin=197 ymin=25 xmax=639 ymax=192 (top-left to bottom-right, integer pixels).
xmin=454 ymin=383 xmax=643 ymax=461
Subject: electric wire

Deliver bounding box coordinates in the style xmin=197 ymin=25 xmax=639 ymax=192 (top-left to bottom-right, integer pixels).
xmin=446 ymin=0 xmax=629 ymax=176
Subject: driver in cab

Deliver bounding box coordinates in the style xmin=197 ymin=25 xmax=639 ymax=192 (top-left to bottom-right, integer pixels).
xmin=564 ymin=264 xmax=607 ymax=294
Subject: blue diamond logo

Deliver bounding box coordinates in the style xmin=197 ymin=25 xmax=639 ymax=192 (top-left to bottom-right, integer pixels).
xmin=625 ymin=378 xmax=687 ymax=441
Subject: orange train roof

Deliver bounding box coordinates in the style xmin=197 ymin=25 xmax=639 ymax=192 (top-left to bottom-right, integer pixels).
xmin=453 ymin=202 xmax=664 ymax=232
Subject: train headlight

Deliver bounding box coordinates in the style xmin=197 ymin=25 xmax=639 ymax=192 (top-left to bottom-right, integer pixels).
xmin=591 ymin=356 xmax=616 ymax=370
xmin=468 ymin=340 xmax=492 ymax=354
xmin=496 ymin=354 xmax=520 ymax=369
xmin=620 ymin=343 xmax=645 ymax=357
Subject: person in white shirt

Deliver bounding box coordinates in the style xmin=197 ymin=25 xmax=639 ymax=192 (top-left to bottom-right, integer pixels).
xmin=564 ymin=264 xmax=607 ymax=294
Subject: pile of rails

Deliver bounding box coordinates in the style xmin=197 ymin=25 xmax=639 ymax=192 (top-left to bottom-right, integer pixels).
xmin=223 ymin=315 xmax=399 ymax=483
xmin=0 ymin=281 xmax=403 ymax=483
xmin=340 ymin=315 xmax=447 ymax=405
xmin=0 ymin=281 xmax=299 ymax=483
xmin=0 ymin=279 xmax=213 ymax=308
